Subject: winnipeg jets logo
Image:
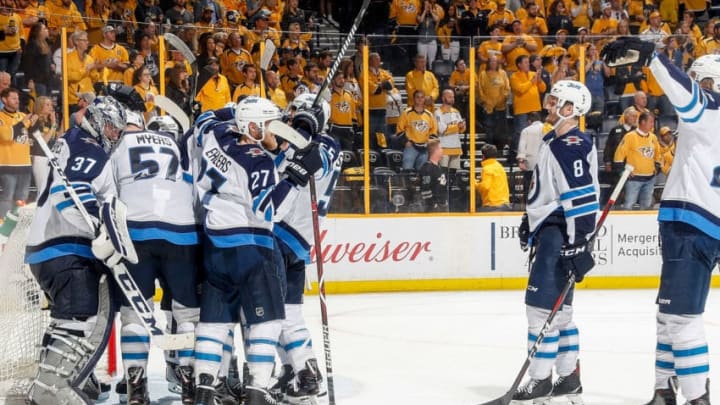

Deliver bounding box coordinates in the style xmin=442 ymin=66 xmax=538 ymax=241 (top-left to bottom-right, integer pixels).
xmin=639 ymin=146 xmax=655 ymax=159
xmin=412 ymin=119 xmax=430 ymax=132
xmin=562 ymin=136 xmax=583 ymax=146
xmin=245 ymin=147 xmax=265 ymax=157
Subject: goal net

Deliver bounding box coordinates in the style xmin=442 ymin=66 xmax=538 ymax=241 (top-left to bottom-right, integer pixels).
xmin=0 ymin=204 xmax=116 ymax=400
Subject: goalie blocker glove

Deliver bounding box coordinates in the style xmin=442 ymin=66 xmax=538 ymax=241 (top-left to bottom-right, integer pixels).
xmin=560 ymin=243 xmax=595 ymax=283
xmin=284 ymin=142 xmax=323 ymax=187
xmin=601 ymin=36 xmax=656 ymax=67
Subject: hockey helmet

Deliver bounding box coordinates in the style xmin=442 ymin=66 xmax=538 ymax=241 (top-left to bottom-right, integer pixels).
xmin=235 ymin=96 xmax=283 ymax=143
xmin=547 ymin=80 xmax=592 ymax=118
xmin=147 ymin=115 xmax=181 ymax=139
xmin=688 ymin=54 xmax=720 ymax=93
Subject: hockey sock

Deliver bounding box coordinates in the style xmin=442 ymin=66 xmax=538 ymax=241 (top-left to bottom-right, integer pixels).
xmin=661 ymin=313 xmax=709 ymax=400
xmin=218 ymin=328 xmax=235 ymax=378
xmin=194 ymin=322 xmax=234 ymax=384
xmin=279 ymin=304 xmax=314 ymax=371
xmin=555 ymin=305 xmax=580 ymax=377
xmin=526 ymin=305 xmax=560 ymax=380
xmin=162 ymin=309 xmax=179 ymax=367
xmin=247 ymin=319 xmax=283 ymax=388
xmin=654 ymin=311 xmax=676 ymax=390
xmin=120 ymin=306 xmax=150 ymax=373
xmin=173 ymin=301 xmax=199 ymax=367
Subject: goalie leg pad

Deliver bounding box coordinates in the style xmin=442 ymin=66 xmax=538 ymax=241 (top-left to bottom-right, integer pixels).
xmin=99 ymin=195 xmax=138 ymax=264
xmin=30 ymin=275 xmax=115 ymax=404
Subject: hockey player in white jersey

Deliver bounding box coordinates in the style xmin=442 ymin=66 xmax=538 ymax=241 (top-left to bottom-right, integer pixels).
xmin=192 ymin=96 xmax=323 ymax=405
xmin=514 ymin=80 xmax=599 ymax=404
xmin=268 ymin=93 xmax=342 ymax=404
xmin=110 ymin=112 xmax=201 ymax=405
xmin=603 ymin=39 xmax=720 ymax=405
xmin=24 ymin=96 xmax=127 ymax=405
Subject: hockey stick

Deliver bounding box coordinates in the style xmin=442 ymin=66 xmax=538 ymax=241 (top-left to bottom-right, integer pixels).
xmin=154 ymin=95 xmax=190 ymax=135
xmin=478 ymin=163 xmax=634 ymax=405
xmin=267 ymin=120 xmax=310 ymax=149
xmin=31 ymin=131 xmax=195 ymax=351
xmin=259 ymin=39 xmax=275 ymax=99
xmin=306 ymin=1 xmax=372 ymax=403
xmin=163 ymin=33 xmax=200 ymax=102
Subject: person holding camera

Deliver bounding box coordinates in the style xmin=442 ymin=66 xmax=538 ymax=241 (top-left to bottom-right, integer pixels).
xmin=359 ymin=52 xmax=394 ymax=150
xmin=397 ymin=89 xmax=438 ymax=171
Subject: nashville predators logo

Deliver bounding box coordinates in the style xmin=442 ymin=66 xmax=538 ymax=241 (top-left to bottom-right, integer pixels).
xmin=403 ymin=1 xmax=417 ymax=13
xmin=334 ymin=101 xmax=351 ymax=113
xmin=412 ymin=119 xmax=430 ymax=133
xmin=638 ymin=146 xmax=655 ymax=159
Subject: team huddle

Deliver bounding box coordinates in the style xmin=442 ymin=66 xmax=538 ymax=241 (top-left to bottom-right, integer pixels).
xmin=23 ymin=89 xmax=340 ymax=405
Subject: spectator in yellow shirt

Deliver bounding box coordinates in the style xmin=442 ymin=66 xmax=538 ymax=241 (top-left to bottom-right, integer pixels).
xmin=614 ymin=112 xmax=660 ymax=210
xmin=591 ymin=3 xmax=618 ymax=35
xmin=46 ymin=0 xmax=86 ymax=41
xmin=405 ymin=54 xmax=440 ymax=112
xmin=448 ymin=58 xmax=470 ymax=117
xmin=328 ymin=72 xmax=359 ymax=151
xmin=194 ymin=57 xmax=231 ymax=112
xmin=265 ymin=70 xmax=287 ymax=110
xmin=477 ymin=55 xmax=510 ymax=147
xmin=359 ymin=52 xmax=395 ymax=150
xmin=487 ymin=0 xmax=514 ymax=33
xmin=0 ymin=4 xmax=23 ymax=75
xmin=502 ymin=20 xmax=538 ymax=72
xmin=510 ymin=54 xmax=546 ymax=136
xmin=0 ymin=87 xmax=36 ymax=215
xmin=67 ymin=30 xmax=99 ymax=111
xmin=232 ymin=64 xmax=261 ymax=102
xmin=89 ymin=25 xmax=129 ymax=84
xmin=477 ymin=23 xmax=505 ymax=71
xmin=478 ymin=144 xmax=510 ymax=210
xmin=132 ymin=65 xmax=158 ymax=122
xmin=397 ymin=90 xmax=438 ymax=170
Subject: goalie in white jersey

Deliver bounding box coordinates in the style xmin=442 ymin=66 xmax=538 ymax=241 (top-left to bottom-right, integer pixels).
xmin=603 ymin=40 xmax=720 ymax=405
xmin=514 ymin=80 xmax=599 ymax=404
xmin=191 ymin=96 xmax=323 ymax=405
xmin=110 ymin=111 xmax=200 ymax=405
xmin=267 ymin=93 xmax=342 ymax=404
xmin=24 ymin=96 xmax=127 ymax=404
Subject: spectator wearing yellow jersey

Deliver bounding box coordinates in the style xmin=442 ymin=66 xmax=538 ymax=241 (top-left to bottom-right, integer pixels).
xmin=478 ymin=55 xmax=510 ymax=147
xmin=397 ymin=90 xmax=438 ymax=171
xmin=510 ymin=54 xmax=546 ymax=137
xmin=477 ymin=144 xmax=510 ymax=210
xmin=502 ymin=20 xmax=538 ymax=72
xmin=328 ymin=72 xmax=359 ymax=151
xmin=0 ymin=1 xmax=23 ymax=75
xmin=89 ymin=25 xmax=129 ymax=84
xmin=194 ymin=57 xmax=231 ymax=112
xmin=656 ymin=126 xmax=675 ymax=181
xmin=67 ymin=30 xmax=99 ymax=112
xmin=405 ymin=54 xmax=440 ymax=112
xmin=434 ymin=89 xmax=465 ymax=170
xmin=232 ymin=64 xmax=261 ymax=102
xmin=0 ymin=88 xmax=35 ymax=215
xmin=614 ymin=112 xmax=661 ymax=210
xmin=359 ymin=52 xmax=394 ymax=150
xmin=133 ymin=65 xmax=158 ymax=122
xmin=265 ymin=70 xmax=287 ymax=110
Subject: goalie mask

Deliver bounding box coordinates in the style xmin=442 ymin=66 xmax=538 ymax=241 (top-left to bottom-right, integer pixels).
xmin=688 ymin=54 xmax=720 ymax=93
xmin=147 ymin=115 xmax=181 ymax=140
xmin=235 ymin=96 xmax=283 ymax=144
xmin=82 ymin=96 xmax=127 ymax=151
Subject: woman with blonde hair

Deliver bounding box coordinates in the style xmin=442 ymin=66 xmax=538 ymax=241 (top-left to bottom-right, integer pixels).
xmin=29 ymin=96 xmax=58 ymax=190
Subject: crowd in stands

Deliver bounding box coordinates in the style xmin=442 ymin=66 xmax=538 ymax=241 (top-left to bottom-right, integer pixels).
xmin=0 ymin=0 xmax=708 ymax=215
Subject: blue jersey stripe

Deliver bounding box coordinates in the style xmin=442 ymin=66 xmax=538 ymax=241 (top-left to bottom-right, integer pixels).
xmin=129 ymin=227 xmax=199 ymax=245
xmin=565 ymin=203 xmax=599 ymax=218
xmin=675 ymin=80 xmax=699 ymax=113
xmin=208 ymin=233 xmax=275 ymax=249
xmin=25 ymin=243 xmax=95 ymax=264
xmin=274 ymin=224 xmax=311 ymax=263
xmin=182 ymin=172 xmax=193 ymax=184
xmin=658 ymin=204 xmax=720 ymax=239
xmin=560 ymin=185 xmax=595 ymax=201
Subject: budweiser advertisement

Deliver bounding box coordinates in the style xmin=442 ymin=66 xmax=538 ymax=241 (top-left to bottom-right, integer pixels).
xmin=307 ymin=214 xmax=663 ymax=282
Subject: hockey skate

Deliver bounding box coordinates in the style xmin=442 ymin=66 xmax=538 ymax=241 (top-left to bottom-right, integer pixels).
xmin=216 ymin=376 xmax=243 ymax=405
xmin=644 ymin=376 xmax=678 ymax=405
xmin=511 ymin=376 xmax=553 ymax=404
xmin=269 ymin=364 xmax=294 ymax=400
xmin=82 ymin=372 xmax=111 ymax=402
xmin=686 ymin=379 xmax=710 ymax=405
xmin=175 ymin=365 xmax=195 ymax=404
xmin=127 ymin=367 xmax=150 ymax=405
xmin=194 ymin=373 xmax=222 ymax=405
xmin=285 ymin=359 xmax=322 ymax=405
xmin=551 ymin=361 xmax=583 ymax=404
xmin=245 ymin=384 xmax=279 ymax=405
xmin=116 ymin=376 xmax=128 ymax=403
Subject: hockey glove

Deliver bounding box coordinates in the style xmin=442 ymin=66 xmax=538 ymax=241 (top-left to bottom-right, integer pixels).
xmin=292 ymin=107 xmax=325 ymax=135
xmin=284 ymin=141 xmax=323 ymax=187
xmin=519 ymin=213 xmax=530 ymax=251
xmin=92 ymin=228 xmax=123 ymax=267
xmin=560 ymin=243 xmax=595 ymax=283
xmin=600 ymin=37 xmax=656 ymax=67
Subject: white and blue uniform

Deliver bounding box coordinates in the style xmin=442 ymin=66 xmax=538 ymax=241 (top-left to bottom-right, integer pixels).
xmin=110 ymin=128 xmax=201 ymax=374
xmin=272 ymin=133 xmax=341 ymax=374
xmin=26 ymin=127 xmax=116 ymax=320
xmin=524 ymin=126 xmax=599 ymax=380
xmin=192 ymin=113 xmax=299 ymax=389
xmin=647 ymin=52 xmax=720 ymax=400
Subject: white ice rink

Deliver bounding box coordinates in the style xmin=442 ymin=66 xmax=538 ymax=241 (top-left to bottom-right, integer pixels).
xmin=103 ymin=288 xmax=720 ymax=405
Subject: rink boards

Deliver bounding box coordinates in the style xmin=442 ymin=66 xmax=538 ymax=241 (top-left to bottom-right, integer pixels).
xmin=302 ymin=211 xmax=720 ymax=293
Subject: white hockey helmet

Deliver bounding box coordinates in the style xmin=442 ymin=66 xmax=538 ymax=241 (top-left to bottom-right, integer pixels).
xmin=235 ymin=96 xmax=283 ymax=142
xmin=547 ymin=80 xmax=592 ymax=118
xmin=688 ymin=54 xmax=720 ymax=93
xmin=83 ymin=96 xmax=127 ymax=150
xmin=287 ymin=92 xmax=331 ymax=133
xmin=125 ymin=110 xmax=145 ymax=129
xmin=147 ymin=115 xmax=181 ymax=139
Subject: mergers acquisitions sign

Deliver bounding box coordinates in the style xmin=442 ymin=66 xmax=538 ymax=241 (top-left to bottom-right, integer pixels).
xmin=311 ymin=214 xmax=663 ymax=282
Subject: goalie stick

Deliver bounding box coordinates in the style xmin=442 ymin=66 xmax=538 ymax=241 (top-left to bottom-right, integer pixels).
xmin=31 ymin=130 xmax=195 ymax=351
xmin=163 ymin=32 xmax=200 ymax=101
xmin=478 ymin=163 xmax=635 ymax=405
